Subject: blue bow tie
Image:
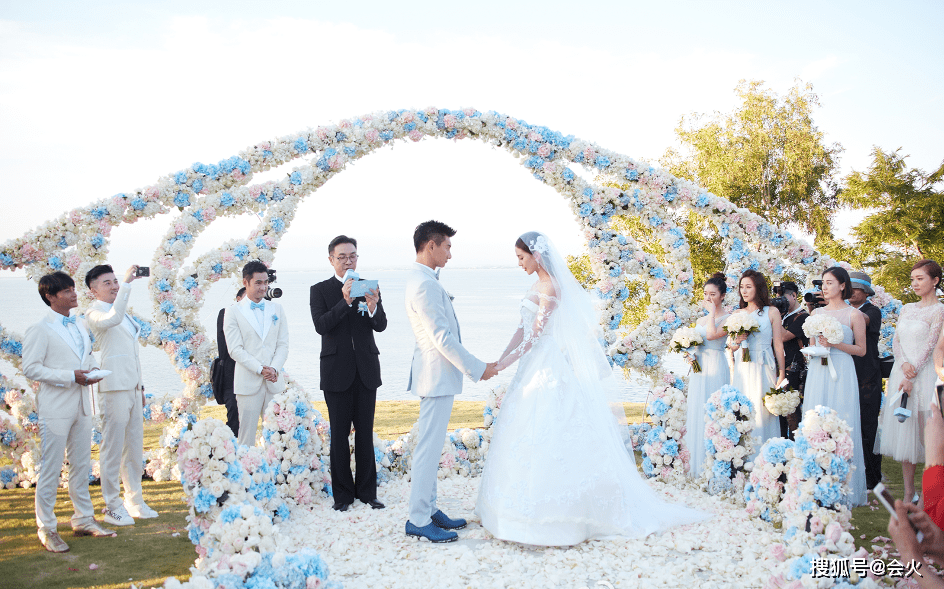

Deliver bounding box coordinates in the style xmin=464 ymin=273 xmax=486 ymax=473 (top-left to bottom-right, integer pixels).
xmin=250 ymin=301 xmax=265 ymax=311
xmin=434 ymin=269 xmax=441 ymax=281
xmin=62 ymin=316 xmax=76 ymax=326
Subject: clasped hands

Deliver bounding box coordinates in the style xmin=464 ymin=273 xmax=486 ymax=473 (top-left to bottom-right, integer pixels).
xmin=261 ymin=366 xmax=278 ymax=383
xmin=481 ymin=362 xmax=500 ymax=381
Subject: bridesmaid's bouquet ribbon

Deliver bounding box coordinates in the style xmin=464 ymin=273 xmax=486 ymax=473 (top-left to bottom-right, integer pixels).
xmin=801 ymin=315 xmax=844 ymax=381
xmin=670 ymin=327 xmax=704 ymax=373
xmin=723 ymin=314 xmax=761 ymax=362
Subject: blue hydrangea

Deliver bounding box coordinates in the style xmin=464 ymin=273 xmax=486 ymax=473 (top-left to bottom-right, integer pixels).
xmin=648 ymin=398 xmax=669 ymax=417
xmin=562 ymin=168 xmax=575 ymax=182
xmin=159 ymin=301 xmax=175 ymax=314
xmin=90 ymin=234 xmax=105 ymax=249
xmin=220 ymin=192 xmax=235 ymax=207
xmin=293 ymin=137 xmax=308 ymax=152
xmin=624 ymin=168 xmax=638 ymax=181
xmin=174 ymin=171 xmax=187 ymax=184
xmin=193 ymin=486 xmax=216 ymax=513
xmin=174 ymin=191 xmax=190 ymax=208
xmin=595 ymin=155 xmax=611 ymax=169
xmin=1 ymin=338 xmax=23 ymax=357
xmin=233 ymin=245 xmax=249 ymax=260
xmin=788 ymin=553 xmax=814 ymax=580
xmin=578 ymin=203 xmax=592 ymax=217
xmin=644 ymin=353 xmax=658 ymax=367
xmin=293 ymin=427 xmax=310 ymax=446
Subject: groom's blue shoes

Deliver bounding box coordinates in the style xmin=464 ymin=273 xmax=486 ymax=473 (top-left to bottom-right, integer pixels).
xmin=405 ymin=521 xmax=458 ymax=543
xmin=431 ymin=510 xmax=467 ymax=530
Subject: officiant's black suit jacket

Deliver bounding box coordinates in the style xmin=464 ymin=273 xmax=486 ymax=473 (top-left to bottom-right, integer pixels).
xmin=309 ymin=277 xmax=387 ymax=392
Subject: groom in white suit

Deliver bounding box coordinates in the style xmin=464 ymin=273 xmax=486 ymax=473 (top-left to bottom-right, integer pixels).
xmin=223 ymin=260 xmax=289 ymax=447
xmin=23 ymin=272 xmax=114 ymax=552
xmin=404 ymin=221 xmax=497 ymax=543
xmin=86 ymin=264 xmax=157 ymax=526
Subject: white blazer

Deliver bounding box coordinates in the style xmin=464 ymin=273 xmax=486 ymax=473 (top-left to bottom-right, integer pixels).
xmin=22 ymin=310 xmax=96 ymax=418
xmin=86 ymin=284 xmax=144 ymax=392
xmin=405 ymin=263 xmax=485 ymax=398
xmin=223 ymin=298 xmax=289 ymax=397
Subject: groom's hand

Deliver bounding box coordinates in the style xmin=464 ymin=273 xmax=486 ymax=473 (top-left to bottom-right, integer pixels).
xmin=482 ymin=362 xmax=499 ymax=381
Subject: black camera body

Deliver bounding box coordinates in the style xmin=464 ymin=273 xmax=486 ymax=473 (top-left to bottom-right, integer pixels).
xmin=804 ymin=279 xmax=825 ymax=309
xmin=265 ymin=268 xmax=282 ymax=300
xmin=770 ymin=281 xmax=790 ymax=316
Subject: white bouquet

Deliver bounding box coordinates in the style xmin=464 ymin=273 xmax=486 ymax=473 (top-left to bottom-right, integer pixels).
xmin=723 ymin=313 xmax=761 ymax=362
xmin=802 ymin=314 xmax=844 ymax=376
xmin=764 ymin=384 xmax=801 ymax=417
xmin=670 ymin=327 xmax=704 ymax=373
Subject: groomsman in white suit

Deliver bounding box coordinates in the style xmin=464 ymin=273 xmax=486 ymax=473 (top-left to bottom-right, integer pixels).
xmin=404 ymin=221 xmax=497 ymax=543
xmin=86 ymin=264 xmax=157 ymax=526
xmin=23 ymin=272 xmax=114 ymax=552
xmin=223 ymin=260 xmax=289 ymax=447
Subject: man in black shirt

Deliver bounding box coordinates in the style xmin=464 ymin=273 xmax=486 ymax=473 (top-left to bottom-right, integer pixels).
xmin=849 ymin=271 xmax=883 ymax=490
xmin=214 ymin=287 xmax=245 ymax=436
xmin=779 ymin=281 xmax=808 ymax=438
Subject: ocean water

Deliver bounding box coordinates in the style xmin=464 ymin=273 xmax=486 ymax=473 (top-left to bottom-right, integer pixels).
xmin=0 ymin=269 xmax=680 ymax=403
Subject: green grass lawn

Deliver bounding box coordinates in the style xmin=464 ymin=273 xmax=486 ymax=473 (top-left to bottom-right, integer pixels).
xmin=0 ymin=401 xmax=916 ymax=589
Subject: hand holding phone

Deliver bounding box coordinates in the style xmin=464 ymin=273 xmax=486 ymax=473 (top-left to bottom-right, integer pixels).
xmin=873 ymin=483 xmax=924 ymax=542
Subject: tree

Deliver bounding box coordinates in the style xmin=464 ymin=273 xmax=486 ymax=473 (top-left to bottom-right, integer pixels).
xmin=663 ymin=79 xmax=843 ymax=244
xmin=835 ymin=148 xmax=944 ymax=301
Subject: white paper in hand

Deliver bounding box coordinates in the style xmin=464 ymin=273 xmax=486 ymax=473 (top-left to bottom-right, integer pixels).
xmin=84 ymin=369 xmax=112 ymax=380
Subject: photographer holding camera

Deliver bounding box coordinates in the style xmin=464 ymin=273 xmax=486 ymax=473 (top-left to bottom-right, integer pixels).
xmin=773 ymin=281 xmax=808 ymax=438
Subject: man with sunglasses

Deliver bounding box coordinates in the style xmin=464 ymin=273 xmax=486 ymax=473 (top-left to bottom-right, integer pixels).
xmin=310 ymin=235 xmax=386 ymax=512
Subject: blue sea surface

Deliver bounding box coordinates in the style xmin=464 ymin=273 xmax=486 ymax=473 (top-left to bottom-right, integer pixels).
xmin=0 ymin=269 xmax=678 ymax=403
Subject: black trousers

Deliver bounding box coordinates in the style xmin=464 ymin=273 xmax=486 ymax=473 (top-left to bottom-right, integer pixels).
xmin=323 ymin=371 xmax=377 ymax=504
xmin=223 ymin=388 xmax=240 ymax=438
xmin=859 ymin=375 xmax=884 ymax=490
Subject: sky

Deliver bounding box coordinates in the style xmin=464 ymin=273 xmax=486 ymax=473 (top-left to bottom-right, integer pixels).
xmin=1 ymin=0 xmax=941 ymax=274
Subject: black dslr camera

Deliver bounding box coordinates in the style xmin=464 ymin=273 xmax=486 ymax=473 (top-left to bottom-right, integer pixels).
xmin=265 ymin=268 xmax=282 ymax=300
xmin=804 ymin=279 xmax=825 ymax=309
xmin=771 ymin=282 xmax=790 ymax=316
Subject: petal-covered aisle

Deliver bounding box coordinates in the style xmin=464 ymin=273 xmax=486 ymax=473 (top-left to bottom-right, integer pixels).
xmin=277 ymin=476 xmax=784 ymax=589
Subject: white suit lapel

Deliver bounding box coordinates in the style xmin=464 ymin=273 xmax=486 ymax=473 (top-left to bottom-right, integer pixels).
xmin=46 ymin=311 xmax=82 ymax=360
xmin=237 ymin=298 xmax=265 ymax=340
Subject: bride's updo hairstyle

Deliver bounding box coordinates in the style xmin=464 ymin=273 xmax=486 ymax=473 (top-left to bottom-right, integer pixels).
xmin=705 ymin=272 xmax=727 ymax=296
xmin=515 ymin=231 xmax=543 ymax=257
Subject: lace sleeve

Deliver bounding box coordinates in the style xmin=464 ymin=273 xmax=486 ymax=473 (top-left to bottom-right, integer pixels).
xmin=912 ymin=304 xmax=944 ymax=373
xmin=496 ymin=290 xmax=558 ymax=371
xmin=893 ymin=304 xmax=908 ymax=363
xmin=497 ymin=323 xmax=524 ymax=365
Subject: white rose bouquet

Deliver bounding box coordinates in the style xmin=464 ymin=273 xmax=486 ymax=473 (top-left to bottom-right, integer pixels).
xmin=670 ymin=327 xmax=704 ymax=373
xmin=723 ymin=313 xmax=761 ymax=362
xmin=802 ymin=314 xmax=844 ymax=377
xmin=763 ymin=385 xmax=801 ymax=417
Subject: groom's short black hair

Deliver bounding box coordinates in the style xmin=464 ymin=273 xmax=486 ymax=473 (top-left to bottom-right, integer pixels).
xmin=38 ymin=271 xmax=75 ymax=307
xmin=242 ymin=260 xmax=268 ymax=280
xmin=414 ymin=221 xmax=456 ymax=253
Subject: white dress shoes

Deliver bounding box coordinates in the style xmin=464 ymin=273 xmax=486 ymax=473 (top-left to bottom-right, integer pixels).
xmin=102 ymin=506 xmax=135 ymax=526
xmin=125 ymin=501 xmax=159 ymax=519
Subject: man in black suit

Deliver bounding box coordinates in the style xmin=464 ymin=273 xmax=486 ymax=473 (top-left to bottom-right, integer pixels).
xmin=848 ymin=271 xmax=883 ymax=489
xmin=310 ymin=235 xmax=387 ymax=512
xmin=215 ymin=287 xmax=245 ymax=436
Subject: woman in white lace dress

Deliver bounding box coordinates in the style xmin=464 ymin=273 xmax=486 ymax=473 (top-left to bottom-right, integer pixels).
xmin=801 ymin=267 xmax=868 ymax=506
xmin=475 ymin=232 xmax=709 ymax=546
xmin=878 ymin=259 xmax=944 ymax=503
xmin=727 ymin=270 xmax=786 ymax=452
xmin=683 ymin=272 xmax=731 ymax=478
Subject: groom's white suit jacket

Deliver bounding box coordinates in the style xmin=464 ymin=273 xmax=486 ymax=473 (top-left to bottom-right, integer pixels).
xmin=223 ymin=297 xmax=289 ymax=396
xmin=22 ymin=310 xmax=96 ymax=418
xmin=405 ymin=263 xmax=485 ymax=397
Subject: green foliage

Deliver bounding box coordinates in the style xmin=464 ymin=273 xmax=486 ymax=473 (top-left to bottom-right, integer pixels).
xmin=664 ymin=79 xmax=842 ymax=240
xmin=834 ymin=148 xmax=944 ymax=301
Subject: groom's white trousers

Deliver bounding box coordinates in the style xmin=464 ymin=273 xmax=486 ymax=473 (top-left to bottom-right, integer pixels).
xmin=409 ymin=394 xmax=455 ymax=527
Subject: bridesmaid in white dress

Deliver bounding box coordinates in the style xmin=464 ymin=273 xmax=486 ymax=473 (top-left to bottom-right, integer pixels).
xmin=683 ymin=272 xmax=731 ymax=478
xmin=877 ymin=259 xmax=944 ymax=503
xmin=801 ymin=266 xmax=868 ymax=506
xmin=727 ymin=270 xmax=786 ymax=453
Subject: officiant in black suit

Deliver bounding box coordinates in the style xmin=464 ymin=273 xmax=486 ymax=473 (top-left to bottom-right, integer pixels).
xmin=310 ymin=235 xmax=387 ymax=512
xmin=848 ymin=271 xmax=884 ymax=490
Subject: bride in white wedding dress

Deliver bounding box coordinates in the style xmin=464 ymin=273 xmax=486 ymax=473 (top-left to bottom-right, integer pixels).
xmin=474 ymin=232 xmax=709 ymax=546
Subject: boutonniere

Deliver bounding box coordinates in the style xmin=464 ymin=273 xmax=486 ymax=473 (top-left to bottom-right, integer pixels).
xmin=271 ymin=314 xmax=279 ymax=324
xmin=446 ymin=291 xmax=455 ymax=302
